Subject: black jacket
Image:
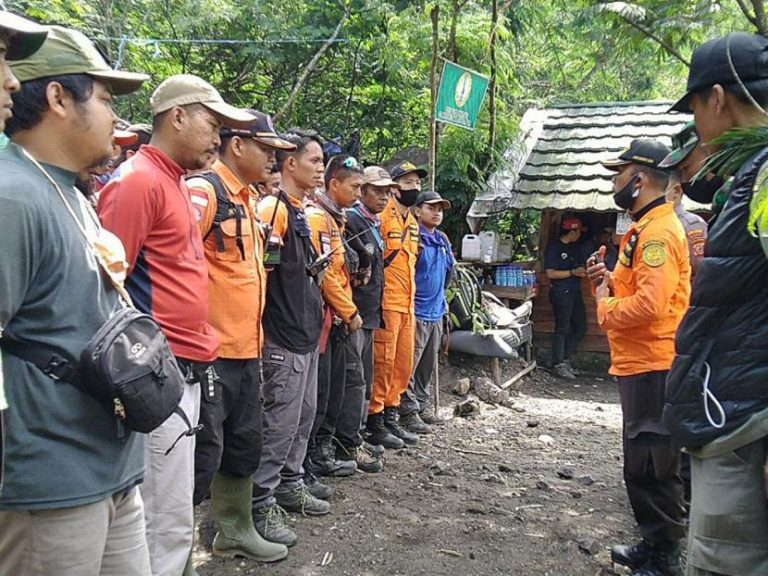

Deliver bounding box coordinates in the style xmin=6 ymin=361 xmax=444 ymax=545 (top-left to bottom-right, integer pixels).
xmin=345 ymin=204 xmax=384 ymax=330
xmin=664 ymin=147 xmax=768 ymax=448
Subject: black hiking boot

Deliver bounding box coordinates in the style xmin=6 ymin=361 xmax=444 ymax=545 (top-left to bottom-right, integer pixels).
xmin=612 ymin=539 xmax=681 ymax=573
xmin=384 ymin=407 xmax=419 ymax=446
xmin=302 ymin=454 xmax=334 ymax=500
xmin=632 ymin=541 xmax=683 ymax=576
xmin=310 ymin=438 xmax=357 ymax=477
xmin=365 ymin=412 xmax=404 ymax=449
xmin=611 ymin=539 xmax=653 ymax=569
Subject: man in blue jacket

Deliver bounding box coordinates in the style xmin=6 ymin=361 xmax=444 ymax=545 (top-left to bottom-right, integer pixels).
xmin=399 ymin=191 xmax=454 ymax=433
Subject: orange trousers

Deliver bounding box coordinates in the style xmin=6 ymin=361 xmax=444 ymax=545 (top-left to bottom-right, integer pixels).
xmin=369 ymin=309 xmax=415 ymax=414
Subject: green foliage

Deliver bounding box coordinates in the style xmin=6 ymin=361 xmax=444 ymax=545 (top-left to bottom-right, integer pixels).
xmin=6 ymin=0 xmax=760 ymax=247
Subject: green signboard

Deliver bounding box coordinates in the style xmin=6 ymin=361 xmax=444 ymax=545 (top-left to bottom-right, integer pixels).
xmin=435 ymin=61 xmax=490 ymax=130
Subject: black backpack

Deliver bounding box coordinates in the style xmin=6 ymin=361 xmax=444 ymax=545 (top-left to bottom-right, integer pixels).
xmin=194 ymin=171 xmax=248 ymax=260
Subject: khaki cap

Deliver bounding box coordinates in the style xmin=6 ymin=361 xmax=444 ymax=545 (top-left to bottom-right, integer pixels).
xmin=363 ymin=165 xmax=400 ymax=188
xmin=11 ymin=25 xmax=148 ymax=95
xmin=150 ymin=74 xmax=255 ymax=127
xmin=0 ymin=11 xmax=48 ymax=61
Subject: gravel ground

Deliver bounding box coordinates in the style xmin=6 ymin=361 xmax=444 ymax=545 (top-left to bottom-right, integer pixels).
xmin=192 ymin=354 xmax=638 ymax=576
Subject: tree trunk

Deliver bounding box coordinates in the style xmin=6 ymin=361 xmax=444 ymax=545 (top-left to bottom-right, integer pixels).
xmin=484 ymin=0 xmax=498 ymax=171
xmin=274 ymin=8 xmax=349 ymax=122
xmin=429 ymin=4 xmax=440 ymax=192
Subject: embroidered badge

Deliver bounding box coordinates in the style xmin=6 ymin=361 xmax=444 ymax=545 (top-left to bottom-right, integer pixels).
xmin=642 ymin=240 xmax=667 ymax=267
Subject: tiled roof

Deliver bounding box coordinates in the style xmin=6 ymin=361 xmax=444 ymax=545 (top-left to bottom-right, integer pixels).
xmin=468 ymin=101 xmax=699 ymax=221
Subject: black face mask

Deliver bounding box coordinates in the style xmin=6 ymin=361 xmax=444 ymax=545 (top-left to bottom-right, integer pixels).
xmin=397 ymin=188 xmax=420 ymax=207
xmin=681 ymin=174 xmax=725 ymax=204
xmin=613 ymin=173 xmax=640 ymax=211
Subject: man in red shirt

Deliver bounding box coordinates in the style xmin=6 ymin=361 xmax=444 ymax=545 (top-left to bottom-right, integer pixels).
xmin=98 ymin=74 xmax=254 ymax=576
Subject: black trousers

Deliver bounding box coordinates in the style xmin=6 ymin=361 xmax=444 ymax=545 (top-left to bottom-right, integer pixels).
xmin=336 ymin=328 xmax=374 ymax=447
xmin=619 ymin=371 xmax=686 ymax=543
xmin=549 ymin=288 xmax=587 ymax=364
xmin=193 ymin=358 xmax=263 ymax=505
xmin=310 ymin=324 xmax=348 ymax=445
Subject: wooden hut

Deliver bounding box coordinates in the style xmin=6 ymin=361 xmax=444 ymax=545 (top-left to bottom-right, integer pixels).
xmin=468 ymin=101 xmax=702 ymax=354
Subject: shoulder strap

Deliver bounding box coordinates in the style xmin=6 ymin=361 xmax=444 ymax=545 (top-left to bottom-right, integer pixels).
xmin=194 ymin=171 xmax=246 ymax=260
xmin=0 ymin=338 xmax=80 ymax=383
xmin=18 ymin=147 xmax=134 ymax=307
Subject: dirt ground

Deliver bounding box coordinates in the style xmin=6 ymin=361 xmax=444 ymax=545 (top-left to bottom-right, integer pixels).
xmin=192 ymin=353 xmax=638 ymax=576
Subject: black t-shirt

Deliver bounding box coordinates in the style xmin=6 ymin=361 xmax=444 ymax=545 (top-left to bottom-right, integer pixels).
xmin=262 ymin=193 xmax=324 ymax=353
xmin=544 ymin=238 xmax=587 ymax=291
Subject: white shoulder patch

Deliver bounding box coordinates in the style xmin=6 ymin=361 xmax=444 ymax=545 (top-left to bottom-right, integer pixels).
xmin=191 ymin=195 xmax=209 ymax=207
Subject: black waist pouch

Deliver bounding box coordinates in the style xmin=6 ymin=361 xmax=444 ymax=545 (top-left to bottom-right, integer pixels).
xmin=3 ymin=307 xmax=184 ymax=434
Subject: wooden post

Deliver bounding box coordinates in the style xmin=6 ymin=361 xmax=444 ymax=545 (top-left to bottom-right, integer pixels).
xmin=484 ymin=0 xmax=498 ymax=170
xmin=429 ymin=5 xmax=440 ymax=192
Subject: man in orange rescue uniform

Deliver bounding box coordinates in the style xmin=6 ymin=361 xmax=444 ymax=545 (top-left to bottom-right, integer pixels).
xmin=589 ymin=139 xmax=690 ymax=576
xmin=366 ymin=160 xmax=425 ymax=448
xmin=186 ymin=110 xmax=295 ymax=565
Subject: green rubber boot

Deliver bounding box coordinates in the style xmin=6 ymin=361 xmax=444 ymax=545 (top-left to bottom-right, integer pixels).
xmin=211 ymin=473 xmax=288 ymax=563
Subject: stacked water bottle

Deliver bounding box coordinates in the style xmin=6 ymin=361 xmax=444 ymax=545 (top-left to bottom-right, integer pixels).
xmin=493 ymin=265 xmax=537 ymax=287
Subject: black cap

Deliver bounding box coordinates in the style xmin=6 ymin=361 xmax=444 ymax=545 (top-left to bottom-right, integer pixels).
xmin=601 ymin=138 xmax=673 ymax=171
xmin=658 ymin=121 xmax=700 ymax=169
xmin=415 ymin=191 xmax=451 ymax=209
xmin=220 ymin=109 xmax=297 ymax=150
xmin=670 ymin=33 xmax=768 ymax=113
xmin=390 ymin=160 xmax=428 ymax=181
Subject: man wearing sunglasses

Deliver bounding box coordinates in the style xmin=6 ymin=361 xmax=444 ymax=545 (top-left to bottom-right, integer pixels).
xmin=185 ymin=110 xmax=295 ymax=564
xmin=589 ymin=139 xmax=690 ymax=576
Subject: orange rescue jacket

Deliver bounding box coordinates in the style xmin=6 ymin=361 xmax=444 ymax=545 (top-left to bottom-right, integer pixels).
xmin=187 ymin=160 xmax=267 ymax=359
xmin=379 ymin=196 xmax=420 ymax=314
xmin=597 ymin=201 xmax=691 ymax=376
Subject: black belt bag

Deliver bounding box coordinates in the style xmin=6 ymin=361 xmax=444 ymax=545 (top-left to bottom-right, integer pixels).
xmin=2 ymin=307 xmax=184 ymax=434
